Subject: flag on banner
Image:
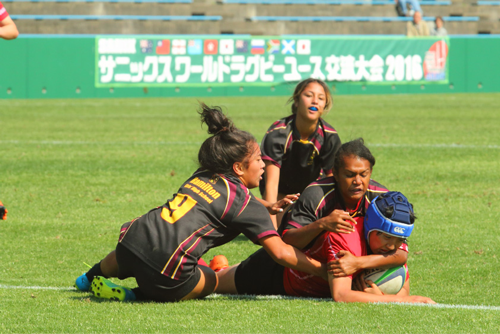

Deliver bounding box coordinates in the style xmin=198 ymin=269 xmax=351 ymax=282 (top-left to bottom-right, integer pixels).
xmin=282 ymin=40 xmax=295 ymax=54
xmin=188 ymin=39 xmax=202 ymax=55
xmin=156 ymin=40 xmax=170 ymax=55
xmin=236 ymin=40 xmax=248 ymax=53
xmin=251 ymin=39 xmax=265 ymax=55
xmin=172 ymin=39 xmax=186 ymax=55
xmin=140 ymin=39 xmax=153 ymax=54
xmin=220 ymin=39 xmax=235 ymax=55
xmin=204 ymin=39 xmax=218 ymax=54
xmin=267 ymin=39 xmax=280 ymax=54
xmin=297 ymin=39 xmax=311 ymax=55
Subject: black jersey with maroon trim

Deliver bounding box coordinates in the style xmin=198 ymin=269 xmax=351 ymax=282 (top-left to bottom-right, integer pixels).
xmin=259 ymin=115 xmax=341 ymax=195
xmin=119 ymin=169 xmax=277 ymax=282
xmin=280 ymin=177 xmax=389 ymax=243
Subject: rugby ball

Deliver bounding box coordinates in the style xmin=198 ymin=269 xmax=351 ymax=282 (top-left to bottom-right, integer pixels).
xmin=364 ymin=265 xmax=408 ymax=295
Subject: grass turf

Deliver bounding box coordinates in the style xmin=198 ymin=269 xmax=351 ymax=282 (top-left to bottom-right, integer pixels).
xmin=1 ymin=93 xmax=499 ymax=333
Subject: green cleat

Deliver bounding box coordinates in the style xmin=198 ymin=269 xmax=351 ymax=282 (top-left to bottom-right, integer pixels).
xmin=91 ymin=276 xmax=136 ymax=301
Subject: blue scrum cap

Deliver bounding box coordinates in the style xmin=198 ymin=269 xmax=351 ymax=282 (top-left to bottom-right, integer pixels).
xmin=364 ymin=191 xmax=415 ymax=241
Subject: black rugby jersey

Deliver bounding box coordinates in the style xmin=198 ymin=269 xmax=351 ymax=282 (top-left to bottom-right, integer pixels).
xmin=119 ymin=169 xmax=278 ymax=281
xmin=260 ymin=115 xmax=341 ymax=195
xmin=280 ymin=177 xmax=389 ymax=242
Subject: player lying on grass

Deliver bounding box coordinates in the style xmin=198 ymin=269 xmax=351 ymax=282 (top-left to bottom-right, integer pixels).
xmin=279 ymin=138 xmax=409 ymax=277
xmin=215 ymin=191 xmax=435 ymax=304
xmin=74 ymin=103 xmax=327 ymax=302
xmin=260 ymin=78 xmax=341 ymax=229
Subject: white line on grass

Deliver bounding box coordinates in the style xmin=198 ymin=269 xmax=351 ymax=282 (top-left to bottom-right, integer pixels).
xmin=1 ymin=286 xmax=499 ymax=311
xmin=0 ymin=284 xmax=72 ymax=291
xmin=207 ymin=294 xmax=500 ymax=311
xmin=370 ymin=143 xmax=500 ymax=149
xmin=2 ymin=140 xmax=500 ymax=149
xmin=0 ymin=140 xmax=200 ymax=146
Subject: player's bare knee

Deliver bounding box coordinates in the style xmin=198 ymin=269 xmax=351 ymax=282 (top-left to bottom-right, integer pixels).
xmin=215 ymin=265 xmax=238 ymax=294
xmin=198 ymin=265 xmax=218 ymax=298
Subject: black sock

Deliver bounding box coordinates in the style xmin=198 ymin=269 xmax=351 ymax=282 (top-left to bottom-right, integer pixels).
xmin=85 ymin=261 xmax=105 ymax=282
xmin=131 ymin=288 xmax=147 ymax=301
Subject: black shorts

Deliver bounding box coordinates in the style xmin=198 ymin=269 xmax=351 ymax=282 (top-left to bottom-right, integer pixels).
xmin=115 ymin=243 xmax=201 ymax=303
xmin=235 ymin=248 xmax=286 ymax=295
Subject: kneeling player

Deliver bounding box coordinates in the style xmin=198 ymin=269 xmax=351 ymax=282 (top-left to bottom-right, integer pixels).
xmin=216 ymin=191 xmax=435 ymax=304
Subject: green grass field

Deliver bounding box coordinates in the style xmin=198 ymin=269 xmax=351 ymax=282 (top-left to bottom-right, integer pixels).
xmin=1 ymin=93 xmax=499 ymax=333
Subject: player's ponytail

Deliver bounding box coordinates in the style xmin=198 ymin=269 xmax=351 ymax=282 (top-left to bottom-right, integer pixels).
xmin=198 ymin=103 xmax=256 ymax=175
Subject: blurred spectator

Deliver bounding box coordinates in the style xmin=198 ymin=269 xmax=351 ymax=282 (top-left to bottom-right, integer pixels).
xmin=0 ymin=1 xmax=19 ymax=40
xmin=431 ymin=16 xmax=448 ymax=36
xmin=407 ymin=11 xmax=429 ymax=37
xmin=396 ymin=0 xmax=422 ymax=17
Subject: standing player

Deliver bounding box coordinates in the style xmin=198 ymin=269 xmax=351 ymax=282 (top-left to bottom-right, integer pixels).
xmin=260 ymin=78 xmax=341 ymax=229
xmin=74 ymin=103 xmax=326 ymax=303
xmin=216 ymin=191 xmax=436 ymax=304
xmin=0 ymin=2 xmax=19 ymax=40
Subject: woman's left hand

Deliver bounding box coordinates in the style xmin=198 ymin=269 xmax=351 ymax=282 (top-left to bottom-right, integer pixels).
xmin=352 ymin=273 xmax=383 ymax=295
xmin=267 ymin=193 xmax=300 ymax=215
xmin=327 ymin=250 xmax=361 ymax=277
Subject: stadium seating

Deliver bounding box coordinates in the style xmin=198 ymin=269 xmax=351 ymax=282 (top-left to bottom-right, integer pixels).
xmin=11 ymin=15 xmax=221 ymax=21
xmin=4 ymin=0 xmax=192 ymax=3
xmin=6 ymin=0 xmax=498 ymax=34
xmin=249 ymin=16 xmax=478 ymax=22
xmin=219 ymin=0 xmax=450 ymax=4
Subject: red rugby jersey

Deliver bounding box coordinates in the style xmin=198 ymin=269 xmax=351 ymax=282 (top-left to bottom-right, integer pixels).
xmin=0 ymin=2 xmax=10 ymax=21
xmin=283 ymin=215 xmax=366 ymax=298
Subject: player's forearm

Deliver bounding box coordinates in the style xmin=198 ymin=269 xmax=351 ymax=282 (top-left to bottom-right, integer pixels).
xmin=333 ymin=288 xmax=407 ymax=303
xmin=274 ymin=244 xmax=326 ymax=280
xmin=356 ymin=249 xmax=407 ymax=271
xmin=396 ymin=279 xmax=410 ymax=297
xmin=282 ymin=220 xmax=323 ymax=249
xmin=255 ymin=196 xmax=271 ymax=210
xmin=262 ymin=236 xmax=326 ymax=280
xmin=263 ymin=162 xmax=279 ymax=203
xmin=0 ymin=19 xmax=19 ymax=40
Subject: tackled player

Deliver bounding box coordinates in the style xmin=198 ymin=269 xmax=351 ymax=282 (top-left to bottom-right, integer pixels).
xmin=74 ymin=103 xmax=327 ymax=302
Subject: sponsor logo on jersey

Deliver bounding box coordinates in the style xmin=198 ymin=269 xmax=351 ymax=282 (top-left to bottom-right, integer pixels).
xmin=190 ymin=177 xmax=221 ymax=200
